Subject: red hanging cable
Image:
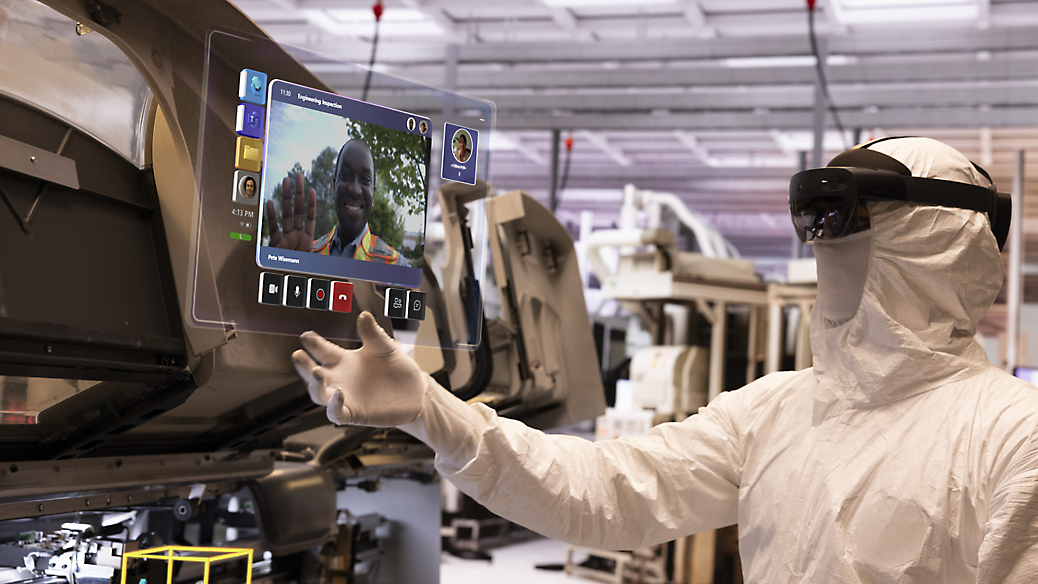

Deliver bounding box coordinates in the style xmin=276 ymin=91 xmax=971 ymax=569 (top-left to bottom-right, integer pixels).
xmin=361 ymin=0 xmax=384 ymax=101
xmin=559 ymin=133 xmax=574 ymax=195
xmin=805 ymin=0 xmax=848 ymax=147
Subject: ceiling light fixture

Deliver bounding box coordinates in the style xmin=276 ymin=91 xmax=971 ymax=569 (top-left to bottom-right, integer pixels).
xmin=828 ymin=0 xmax=980 ymax=25
xmin=540 ymin=0 xmax=676 ymax=7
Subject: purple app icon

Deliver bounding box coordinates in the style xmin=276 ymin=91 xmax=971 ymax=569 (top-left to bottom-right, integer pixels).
xmin=236 ymin=103 xmax=265 ymax=139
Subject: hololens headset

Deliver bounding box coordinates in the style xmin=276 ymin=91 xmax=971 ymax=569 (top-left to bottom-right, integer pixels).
xmin=789 ymin=137 xmax=1011 ymax=251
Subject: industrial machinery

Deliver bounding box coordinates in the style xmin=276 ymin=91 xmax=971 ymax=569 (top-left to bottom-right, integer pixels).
xmin=628 ymin=346 xmax=708 ymax=419
xmin=0 ymin=1 xmax=605 ymax=583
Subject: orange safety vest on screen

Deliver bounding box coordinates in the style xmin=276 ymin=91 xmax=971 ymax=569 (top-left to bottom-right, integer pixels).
xmin=313 ymin=224 xmax=400 ymax=264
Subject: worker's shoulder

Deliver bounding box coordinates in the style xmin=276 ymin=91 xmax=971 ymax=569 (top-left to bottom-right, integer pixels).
xmin=947 ymin=365 xmax=1038 ymax=443
xmin=971 ymin=364 xmax=1038 ymax=404
xmin=958 ymin=366 xmax=1038 ymax=471
xmin=732 ymin=369 xmax=813 ymax=399
xmin=708 ymin=369 xmax=814 ymax=418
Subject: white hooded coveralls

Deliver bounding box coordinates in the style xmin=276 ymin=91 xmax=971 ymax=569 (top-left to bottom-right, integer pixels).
xmin=403 ymin=138 xmax=1038 ymax=582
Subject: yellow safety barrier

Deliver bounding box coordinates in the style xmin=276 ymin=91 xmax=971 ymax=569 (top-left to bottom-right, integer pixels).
xmin=119 ymin=546 xmax=254 ymax=584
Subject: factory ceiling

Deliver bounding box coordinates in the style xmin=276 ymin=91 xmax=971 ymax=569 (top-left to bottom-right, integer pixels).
xmin=233 ymin=0 xmax=1038 ymax=262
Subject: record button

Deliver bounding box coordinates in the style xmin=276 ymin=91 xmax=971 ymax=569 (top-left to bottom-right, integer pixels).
xmin=308 ymin=278 xmax=330 ymax=311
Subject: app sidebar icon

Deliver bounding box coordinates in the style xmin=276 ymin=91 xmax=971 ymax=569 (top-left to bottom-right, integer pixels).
xmin=239 ymin=69 xmax=268 ymax=106
xmin=331 ymin=281 xmax=353 ymax=313
xmin=406 ymin=291 xmax=426 ymax=321
xmin=308 ymin=279 xmax=330 ymax=311
xmin=385 ymin=288 xmax=407 ymax=318
xmin=284 ymin=276 xmax=308 ymax=308
xmin=259 ymin=273 xmax=284 ymax=305
xmin=233 ymin=170 xmax=260 ymax=205
xmin=235 ymin=136 xmax=263 ymax=172
xmin=236 ymin=103 xmax=265 ymax=139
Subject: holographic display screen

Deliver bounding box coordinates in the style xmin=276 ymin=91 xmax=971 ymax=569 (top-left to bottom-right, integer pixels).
xmin=256 ymin=80 xmax=432 ymax=288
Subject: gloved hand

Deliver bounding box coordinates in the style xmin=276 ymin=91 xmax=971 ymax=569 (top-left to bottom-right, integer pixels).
xmin=292 ymin=311 xmax=431 ymax=427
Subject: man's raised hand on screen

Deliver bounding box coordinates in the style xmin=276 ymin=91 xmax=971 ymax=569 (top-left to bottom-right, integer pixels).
xmin=266 ymin=172 xmax=316 ymax=251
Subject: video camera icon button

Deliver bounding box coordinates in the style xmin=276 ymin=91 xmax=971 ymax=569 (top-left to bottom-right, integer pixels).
xmin=385 ymin=288 xmax=408 ymax=319
xmin=259 ymin=272 xmax=285 ymax=306
xmin=406 ymin=291 xmax=426 ymax=321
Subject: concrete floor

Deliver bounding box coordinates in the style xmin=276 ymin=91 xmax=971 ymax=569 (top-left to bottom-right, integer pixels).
xmin=441 ymin=537 xmax=592 ymax=584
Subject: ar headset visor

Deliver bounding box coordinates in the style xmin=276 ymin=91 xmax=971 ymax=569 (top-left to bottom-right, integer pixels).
xmin=789 ymin=149 xmax=1011 ymax=251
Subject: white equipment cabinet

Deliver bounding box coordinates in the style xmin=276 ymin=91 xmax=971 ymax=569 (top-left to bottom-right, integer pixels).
xmin=629 ymin=345 xmax=709 ymax=418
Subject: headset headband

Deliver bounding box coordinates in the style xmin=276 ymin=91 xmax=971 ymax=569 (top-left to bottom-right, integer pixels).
xmin=817 ymin=138 xmax=1010 ymax=250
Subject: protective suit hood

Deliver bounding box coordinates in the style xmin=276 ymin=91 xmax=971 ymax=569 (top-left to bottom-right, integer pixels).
xmin=811 ymin=137 xmax=1003 ymax=405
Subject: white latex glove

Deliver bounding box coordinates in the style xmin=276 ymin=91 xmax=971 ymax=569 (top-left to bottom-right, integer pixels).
xmin=292 ymin=311 xmax=431 ymax=427
xmin=292 ymin=311 xmax=492 ymax=469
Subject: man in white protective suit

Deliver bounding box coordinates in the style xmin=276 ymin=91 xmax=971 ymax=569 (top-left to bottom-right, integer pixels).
xmin=291 ymin=137 xmax=1038 ymax=583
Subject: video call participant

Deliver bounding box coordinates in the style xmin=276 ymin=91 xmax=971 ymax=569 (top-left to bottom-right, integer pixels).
xmin=242 ymin=176 xmax=257 ymax=199
xmin=453 ymin=132 xmax=471 ymax=163
xmin=267 ymin=139 xmax=404 ymax=265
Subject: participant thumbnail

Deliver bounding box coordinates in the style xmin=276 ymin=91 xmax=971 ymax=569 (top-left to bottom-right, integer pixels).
xmin=233 ymin=170 xmax=260 ymax=205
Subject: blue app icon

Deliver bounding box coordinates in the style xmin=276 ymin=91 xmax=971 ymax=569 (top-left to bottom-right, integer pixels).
xmin=239 ymin=69 xmax=268 ymax=106
xmin=441 ymin=123 xmax=478 ymax=186
xmin=236 ymin=103 xmax=264 ymax=139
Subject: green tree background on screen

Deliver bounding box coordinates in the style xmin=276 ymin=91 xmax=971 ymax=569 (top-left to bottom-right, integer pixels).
xmin=401 ymin=233 xmax=425 ymax=266
xmin=346 ymin=119 xmax=427 ymax=217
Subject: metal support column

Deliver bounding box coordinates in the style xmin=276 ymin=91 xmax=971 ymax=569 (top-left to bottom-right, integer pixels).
xmin=549 ymin=129 xmax=561 ymax=213
xmin=746 ymin=305 xmax=760 ymax=384
xmin=767 ymin=303 xmax=782 ymax=374
xmin=1007 ymin=150 xmax=1025 ymax=372
xmin=708 ymin=301 xmax=727 ymax=402
xmin=443 ymin=43 xmax=459 ymax=120
xmin=792 ymin=150 xmax=809 ymax=259
xmin=811 ymin=38 xmax=828 ymax=169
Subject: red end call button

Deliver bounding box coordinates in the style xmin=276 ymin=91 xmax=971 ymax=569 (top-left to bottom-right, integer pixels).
xmin=331 ymin=281 xmax=353 ymax=313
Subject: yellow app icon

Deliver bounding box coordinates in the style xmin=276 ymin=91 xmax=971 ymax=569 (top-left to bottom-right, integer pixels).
xmin=235 ymin=136 xmax=263 ymax=172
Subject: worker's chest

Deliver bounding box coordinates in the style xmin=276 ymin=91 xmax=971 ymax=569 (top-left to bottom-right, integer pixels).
xmin=735 ymin=392 xmax=983 ymax=580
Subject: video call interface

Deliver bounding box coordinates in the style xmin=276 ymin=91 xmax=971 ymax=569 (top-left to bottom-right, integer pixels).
xmin=199 ymin=28 xmax=491 ymax=342
xmin=230 ymin=70 xmax=439 ymax=321
xmin=256 ymin=79 xmax=431 ymax=286
xmin=224 ymin=57 xmax=487 ymax=327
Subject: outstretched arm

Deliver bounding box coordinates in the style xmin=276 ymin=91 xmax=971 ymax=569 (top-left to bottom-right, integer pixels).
xmin=293 ymin=313 xmax=743 ymax=550
xmin=418 ymin=388 xmax=743 ymax=550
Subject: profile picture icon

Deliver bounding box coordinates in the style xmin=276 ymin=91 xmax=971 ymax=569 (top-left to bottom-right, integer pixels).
xmin=418 ymin=120 xmax=428 ymax=134
xmin=242 ymin=176 xmax=256 ymax=198
xmin=232 ymin=170 xmax=261 ymax=205
xmin=407 ymin=117 xmax=416 ymax=131
xmin=452 ymin=129 xmax=473 ymax=163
